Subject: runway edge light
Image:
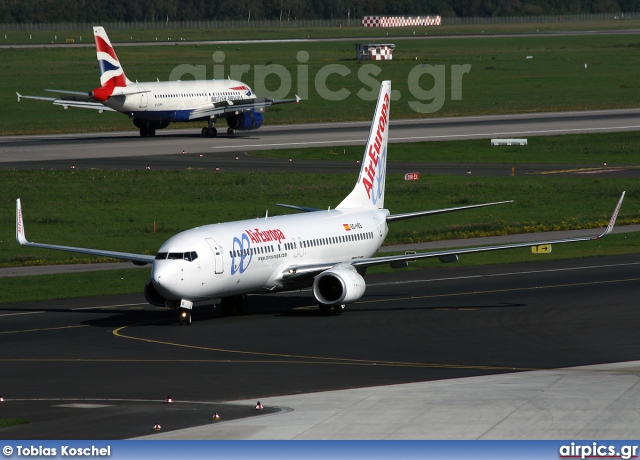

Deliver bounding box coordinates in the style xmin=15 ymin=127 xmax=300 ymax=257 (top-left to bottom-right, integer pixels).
xmin=255 ymin=401 xmax=263 ymax=410
xmin=165 ymin=395 xmax=173 ymax=403
xmin=154 ymin=423 xmax=161 ymax=430
xmin=212 ymin=412 xmax=221 ymax=420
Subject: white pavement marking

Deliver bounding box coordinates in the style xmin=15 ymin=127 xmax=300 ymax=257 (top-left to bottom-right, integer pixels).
xmin=368 ymin=261 xmax=640 ymax=287
xmin=0 ymin=311 xmax=45 ymax=317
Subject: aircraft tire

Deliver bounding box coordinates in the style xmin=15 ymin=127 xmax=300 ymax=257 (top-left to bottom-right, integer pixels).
xmin=140 ymin=127 xmax=148 ymax=137
xmin=235 ymin=295 xmax=248 ymax=316
xmin=201 ymin=127 xmax=208 ymax=138
xmin=227 ymin=128 xmax=235 ymax=135
xmin=319 ymin=304 xmax=332 ymax=315
xmin=221 ymin=297 xmax=235 ymax=316
xmin=333 ymin=304 xmax=345 ymax=315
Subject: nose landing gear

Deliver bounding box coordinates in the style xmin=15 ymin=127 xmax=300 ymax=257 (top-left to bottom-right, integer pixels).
xmin=178 ymin=309 xmax=192 ymax=325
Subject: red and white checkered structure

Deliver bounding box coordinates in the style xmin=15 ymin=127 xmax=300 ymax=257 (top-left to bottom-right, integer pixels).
xmin=355 ymin=43 xmax=396 ymax=61
xmin=362 ymin=16 xmax=441 ymax=27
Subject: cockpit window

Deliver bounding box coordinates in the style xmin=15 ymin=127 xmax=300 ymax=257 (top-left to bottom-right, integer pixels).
xmin=184 ymin=251 xmax=198 ymax=262
xmin=159 ymin=251 xmax=198 ymax=261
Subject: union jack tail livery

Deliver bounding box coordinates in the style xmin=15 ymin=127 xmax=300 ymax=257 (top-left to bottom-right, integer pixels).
xmin=94 ymin=26 xmax=130 ymax=88
xmin=17 ymin=25 xmax=300 ymax=137
xmin=337 ymin=80 xmax=390 ymax=210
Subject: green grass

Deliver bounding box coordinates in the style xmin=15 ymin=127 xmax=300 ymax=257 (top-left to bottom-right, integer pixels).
xmin=0 ymin=418 xmax=28 ymax=428
xmin=0 ymin=268 xmax=149 ymax=304
xmin=2 ymin=168 xmax=639 ymax=268
xmin=5 ymin=33 xmax=640 ymax=134
xmin=251 ymin=131 xmax=640 ymax=165
xmin=4 ymin=20 xmax=640 ymax=44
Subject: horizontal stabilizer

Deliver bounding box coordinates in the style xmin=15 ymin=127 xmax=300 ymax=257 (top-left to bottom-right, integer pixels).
xmin=387 ymin=200 xmax=513 ymax=222
xmin=276 ymin=203 xmax=322 ymax=213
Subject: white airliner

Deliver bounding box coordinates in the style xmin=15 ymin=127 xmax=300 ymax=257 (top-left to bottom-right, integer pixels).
xmin=16 ymin=81 xmax=625 ymax=325
xmin=16 ymin=26 xmax=299 ymax=138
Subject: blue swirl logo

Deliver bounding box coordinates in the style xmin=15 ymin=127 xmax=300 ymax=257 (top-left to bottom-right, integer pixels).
xmin=231 ymin=233 xmax=252 ymax=275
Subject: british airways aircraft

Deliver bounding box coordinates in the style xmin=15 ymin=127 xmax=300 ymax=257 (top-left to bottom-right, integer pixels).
xmin=16 ymin=26 xmax=300 ymax=138
xmin=16 ymin=81 xmax=625 ymax=325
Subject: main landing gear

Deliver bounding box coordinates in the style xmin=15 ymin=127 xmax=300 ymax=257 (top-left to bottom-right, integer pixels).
xmin=140 ymin=126 xmax=156 ymax=137
xmin=227 ymin=127 xmax=236 ymax=136
xmin=220 ymin=295 xmax=248 ymax=316
xmin=319 ymin=304 xmax=345 ymax=315
xmin=201 ymin=127 xmax=217 ymax=138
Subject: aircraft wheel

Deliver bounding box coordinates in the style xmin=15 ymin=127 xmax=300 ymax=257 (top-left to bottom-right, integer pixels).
xmin=201 ymin=127 xmax=208 ymax=138
xmin=227 ymin=128 xmax=235 ymax=135
xmin=221 ymin=297 xmax=235 ymax=316
xmin=210 ymin=127 xmax=217 ymax=137
xmin=235 ymin=295 xmax=248 ymax=316
xmin=178 ymin=309 xmax=192 ymax=325
xmin=333 ymin=304 xmax=345 ymax=315
xmin=319 ymin=304 xmax=331 ymax=315
xmin=140 ymin=127 xmax=148 ymax=137
xmin=148 ymin=128 xmax=156 ymax=137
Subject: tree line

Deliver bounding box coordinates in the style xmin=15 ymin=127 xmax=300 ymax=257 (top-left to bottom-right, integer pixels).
xmin=0 ymin=0 xmax=636 ymax=23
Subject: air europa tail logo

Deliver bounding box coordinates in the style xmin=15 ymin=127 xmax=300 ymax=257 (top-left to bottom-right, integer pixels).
xmin=245 ymin=228 xmax=286 ymax=244
xmin=362 ymin=92 xmax=389 ymax=202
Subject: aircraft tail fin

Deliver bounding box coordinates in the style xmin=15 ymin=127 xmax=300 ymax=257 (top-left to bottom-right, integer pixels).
xmin=93 ymin=26 xmax=131 ymax=88
xmin=336 ymin=80 xmax=391 ymax=210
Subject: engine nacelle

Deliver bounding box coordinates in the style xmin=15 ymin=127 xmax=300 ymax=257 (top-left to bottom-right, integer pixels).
xmin=144 ymin=277 xmax=166 ymax=307
xmin=226 ymin=110 xmax=264 ymax=131
xmin=312 ymin=264 xmax=366 ymax=305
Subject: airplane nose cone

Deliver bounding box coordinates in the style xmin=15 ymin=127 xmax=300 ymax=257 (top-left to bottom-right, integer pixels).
xmin=151 ymin=262 xmax=179 ymax=298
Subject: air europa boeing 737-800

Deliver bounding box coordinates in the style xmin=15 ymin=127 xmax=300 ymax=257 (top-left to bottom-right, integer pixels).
xmin=16 ymin=81 xmax=625 ymax=325
xmin=16 ymin=26 xmax=300 ymax=138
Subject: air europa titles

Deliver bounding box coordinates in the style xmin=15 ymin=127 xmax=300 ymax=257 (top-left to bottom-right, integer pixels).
xmin=362 ymin=92 xmax=389 ymax=202
xmin=245 ymin=228 xmax=286 ymax=245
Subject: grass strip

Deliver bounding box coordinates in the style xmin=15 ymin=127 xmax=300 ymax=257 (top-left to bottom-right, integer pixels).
xmin=4 ymin=33 xmax=640 ymax=134
xmin=250 ymin=131 xmax=640 ymax=165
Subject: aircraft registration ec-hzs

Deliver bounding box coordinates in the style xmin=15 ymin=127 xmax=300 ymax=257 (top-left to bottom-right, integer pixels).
xmin=17 ymin=26 xmax=300 ymax=138
xmin=16 ymin=80 xmax=625 ymax=325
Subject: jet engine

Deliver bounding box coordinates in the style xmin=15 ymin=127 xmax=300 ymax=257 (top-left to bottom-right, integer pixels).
xmin=312 ymin=264 xmax=366 ymax=305
xmin=226 ymin=110 xmax=264 ymax=131
xmin=144 ymin=277 xmax=166 ymax=307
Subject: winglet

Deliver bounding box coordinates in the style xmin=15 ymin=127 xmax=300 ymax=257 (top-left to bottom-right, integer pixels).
xmin=598 ymin=191 xmax=625 ymax=238
xmin=16 ymin=198 xmax=28 ymax=245
xmin=16 ymin=92 xmax=22 ymax=102
xmin=295 ymin=94 xmax=301 ymax=104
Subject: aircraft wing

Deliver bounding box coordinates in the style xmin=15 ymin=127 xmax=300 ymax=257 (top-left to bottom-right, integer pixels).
xmin=281 ymin=192 xmax=625 ymax=281
xmin=17 ymin=92 xmax=116 ymax=112
xmin=16 ymin=199 xmax=154 ymax=266
xmin=188 ymin=95 xmax=301 ymax=120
